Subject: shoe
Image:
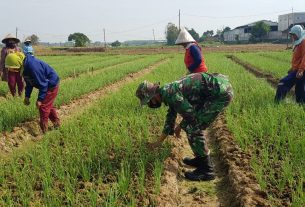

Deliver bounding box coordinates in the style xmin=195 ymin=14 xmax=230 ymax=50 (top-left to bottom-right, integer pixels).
xmin=183 ymin=157 xmax=201 ymax=167
xmin=184 ymin=155 xmax=215 ymax=181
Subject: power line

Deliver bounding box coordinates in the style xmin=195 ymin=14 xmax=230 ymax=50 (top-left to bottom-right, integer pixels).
xmin=182 ymin=9 xmax=291 ymax=19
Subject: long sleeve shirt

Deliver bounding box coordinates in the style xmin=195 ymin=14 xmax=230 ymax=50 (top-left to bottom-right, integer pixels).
xmin=160 ymin=73 xmax=223 ymax=135
xmin=23 ymin=54 xmax=59 ymax=101
xmin=184 ymin=43 xmax=208 ymax=73
xmin=292 ymin=39 xmax=305 ymax=71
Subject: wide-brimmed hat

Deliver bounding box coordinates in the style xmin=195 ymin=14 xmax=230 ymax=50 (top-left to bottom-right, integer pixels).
xmin=24 ymin=38 xmax=31 ymax=43
xmin=136 ymin=80 xmax=160 ymax=105
xmin=175 ymin=28 xmax=196 ymax=45
xmin=2 ymin=34 xmax=20 ymax=44
xmin=289 ymin=25 xmax=305 ymax=46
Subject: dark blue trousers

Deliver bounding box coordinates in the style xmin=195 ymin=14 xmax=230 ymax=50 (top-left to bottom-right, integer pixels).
xmin=275 ymin=71 xmax=305 ymax=103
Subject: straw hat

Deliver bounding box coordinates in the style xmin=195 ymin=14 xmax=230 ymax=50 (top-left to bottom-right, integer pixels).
xmin=2 ymin=34 xmax=20 ymax=44
xmin=24 ymin=38 xmax=32 ymax=43
xmin=175 ymin=28 xmax=195 ymax=45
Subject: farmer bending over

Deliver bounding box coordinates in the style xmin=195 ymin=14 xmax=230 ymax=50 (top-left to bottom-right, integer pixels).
xmin=136 ymin=72 xmax=233 ymax=181
xmin=8 ymin=52 xmax=60 ymax=133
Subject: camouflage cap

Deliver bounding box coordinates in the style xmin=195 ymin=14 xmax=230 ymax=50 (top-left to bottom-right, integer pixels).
xmin=136 ymin=80 xmax=159 ymax=105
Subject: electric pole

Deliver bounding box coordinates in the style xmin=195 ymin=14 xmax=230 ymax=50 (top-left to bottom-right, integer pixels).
xmin=292 ymin=7 xmax=294 ymax=26
xmin=103 ymin=28 xmax=106 ymax=49
xmin=179 ymin=9 xmax=180 ymax=32
xmin=16 ymin=27 xmax=18 ymax=38
xmin=152 ymin=29 xmax=156 ymax=42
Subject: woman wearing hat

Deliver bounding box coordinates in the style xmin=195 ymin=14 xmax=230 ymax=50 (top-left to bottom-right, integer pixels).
xmin=23 ymin=38 xmax=34 ymax=55
xmin=5 ymin=52 xmax=25 ymax=97
xmin=175 ymin=28 xmax=208 ymax=74
xmin=0 ymin=34 xmax=21 ymax=82
xmin=275 ymin=25 xmax=305 ymax=103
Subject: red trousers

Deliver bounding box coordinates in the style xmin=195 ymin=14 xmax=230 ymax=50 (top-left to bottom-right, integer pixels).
xmin=39 ymin=85 xmax=60 ymax=132
xmin=8 ymin=71 xmax=24 ymax=96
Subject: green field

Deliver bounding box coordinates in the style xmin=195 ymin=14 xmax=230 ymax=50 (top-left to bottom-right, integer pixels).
xmin=0 ymin=50 xmax=304 ymax=206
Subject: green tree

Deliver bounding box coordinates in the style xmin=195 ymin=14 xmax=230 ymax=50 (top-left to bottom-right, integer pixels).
xmin=165 ymin=23 xmax=179 ymax=45
xmin=220 ymin=27 xmax=231 ymax=42
xmin=199 ymin=30 xmax=214 ymax=42
xmin=68 ymin=33 xmax=90 ymax=47
xmin=29 ymin=34 xmax=39 ymax=45
xmin=111 ymin=40 xmax=121 ymax=47
xmin=188 ymin=28 xmax=200 ymax=42
xmin=250 ymin=21 xmax=270 ymax=42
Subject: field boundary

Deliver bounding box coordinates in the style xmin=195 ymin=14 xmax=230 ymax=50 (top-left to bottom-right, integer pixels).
xmin=210 ymin=114 xmax=271 ymax=207
xmin=0 ymin=58 xmax=169 ymax=156
xmin=226 ymin=55 xmax=280 ymax=88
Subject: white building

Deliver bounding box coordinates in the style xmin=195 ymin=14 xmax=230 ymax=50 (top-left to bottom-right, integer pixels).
xmin=223 ymin=20 xmax=280 ymax=42
xmin=278 ymin=12 xmax=305 ymax=31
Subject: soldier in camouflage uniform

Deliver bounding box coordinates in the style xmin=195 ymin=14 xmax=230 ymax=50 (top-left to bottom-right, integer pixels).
xmin=136 ymin=72 xmax=233 ymax=181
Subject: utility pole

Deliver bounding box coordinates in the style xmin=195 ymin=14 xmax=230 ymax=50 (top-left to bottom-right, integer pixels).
xmin=16 ymin=27 xmax=18 ymax=38
xmin=179 ymin=9 xmax=180 ymax=32
xmin=103 ymin=28 xmax=106 ymax=49
xmin=292 ymin=7 xmax=294 ymax=26
xmin=152 ymin=29 xmax=156 ymax=42
xmin=286 ymin=11 xmax=291 ymax=48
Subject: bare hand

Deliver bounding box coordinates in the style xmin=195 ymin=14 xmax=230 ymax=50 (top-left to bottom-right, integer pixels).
xmin=24 ymin=97 xmax=30 ymax=105
xmin=174 ymin=125 xmax=181 ymax=138
xmin=296 ymin=70 xmax=304 ymax=79
xmin=36 ymin=101 xmax=42 ymax=109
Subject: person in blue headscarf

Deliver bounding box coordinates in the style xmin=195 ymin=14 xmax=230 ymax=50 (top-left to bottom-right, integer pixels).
xmin=275 ymin=25 xmax=305 ymax=103
xmin=23 ymin=38 xmax=34 ymax=55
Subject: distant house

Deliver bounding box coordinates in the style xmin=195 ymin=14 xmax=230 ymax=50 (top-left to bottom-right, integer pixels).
xmin=223 ymin=20 xmax=281 ymax=43
xmin=278 ymin=12 xmax=305 ymax=31
xmin=223 ymin=12 xmax=305 ymax=43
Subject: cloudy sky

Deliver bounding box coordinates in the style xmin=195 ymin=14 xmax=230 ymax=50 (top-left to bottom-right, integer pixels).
xmin=0 ymin=0 xmax=304 ymax=43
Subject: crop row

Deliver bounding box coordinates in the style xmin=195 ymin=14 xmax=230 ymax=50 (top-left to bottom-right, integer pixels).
xmin=0 ymin=55 xmax=142 ymax=98
xmin=234 ymin=52 xmax=291 ymax=79
xmin=206 ymin=53 xmax=304 ymax=206
xmin=0 ymin=55 xmax=164 ymax=132
xmin=0 ymin=55 xmax=185 ymax=206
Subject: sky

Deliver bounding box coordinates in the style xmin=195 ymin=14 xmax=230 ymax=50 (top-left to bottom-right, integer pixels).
xmin=0 ymin=0 xmax=304 ymax=43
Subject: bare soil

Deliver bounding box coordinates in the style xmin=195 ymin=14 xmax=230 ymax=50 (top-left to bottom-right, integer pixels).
xmin=0 ymin=59 xmax=169 ymax=156
xmin=155 ymin=114 xmax=271 ymax=207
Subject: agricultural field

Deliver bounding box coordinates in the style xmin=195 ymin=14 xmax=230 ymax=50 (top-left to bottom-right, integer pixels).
xmin=0 ymin=48 xmax=304 ymax=207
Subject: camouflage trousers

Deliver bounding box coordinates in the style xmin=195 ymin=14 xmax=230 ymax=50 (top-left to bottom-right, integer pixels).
xmin=186 ymin=80 xmax=233 ymax=157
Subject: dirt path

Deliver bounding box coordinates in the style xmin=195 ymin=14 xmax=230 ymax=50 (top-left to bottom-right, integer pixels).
xmin=0 ymin=59 xmax=169 ymax=156
xmin=155 ymin=114 xmax=270 ymax=207
xmin=155 ymin=122 xmax=231 ymax=207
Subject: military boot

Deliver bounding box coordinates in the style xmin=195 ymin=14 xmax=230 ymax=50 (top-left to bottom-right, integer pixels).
xmin=184 ymin=155 xmax=215 ymax=181
xmin=183 ymin=156 xmax=201 ymax=167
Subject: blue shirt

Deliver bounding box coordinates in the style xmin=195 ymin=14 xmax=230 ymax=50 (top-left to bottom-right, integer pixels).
xmin=23 ymin=54 xmax=59 ymax=101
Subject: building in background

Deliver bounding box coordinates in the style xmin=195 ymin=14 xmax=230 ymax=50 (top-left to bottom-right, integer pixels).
xmin=223 ymin=20 xmax=280 ymax=43
xmin=278 ymin=12 xmax=305 ymax=31
xmin=223 ymin=12 xmax=305 ymax=43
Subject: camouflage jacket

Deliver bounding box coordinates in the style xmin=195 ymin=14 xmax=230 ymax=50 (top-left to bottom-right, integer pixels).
xmin=159 ymin=73 xmax=230 ymax=135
